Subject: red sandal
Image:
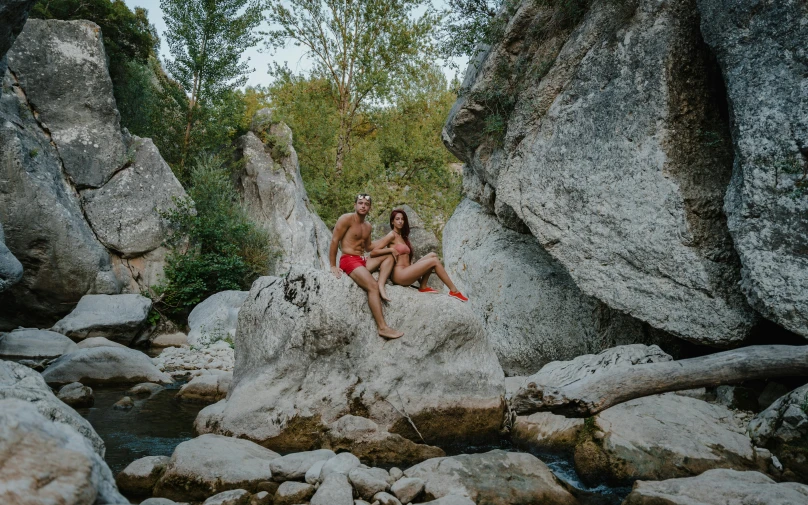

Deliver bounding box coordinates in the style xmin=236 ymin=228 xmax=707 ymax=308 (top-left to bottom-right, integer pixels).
xmin=448 ymin=290 xmax=468 ymax=302
xmin=418 ymin=286 xmax=439 ymax=294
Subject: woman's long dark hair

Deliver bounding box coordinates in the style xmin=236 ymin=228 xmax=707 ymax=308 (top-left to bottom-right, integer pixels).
xmin=389 ymin=209 xmax=413 ymax=254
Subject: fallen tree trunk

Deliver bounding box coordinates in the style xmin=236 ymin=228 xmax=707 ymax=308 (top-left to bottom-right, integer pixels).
xmin=511 ymin=345 xmax=808 ymax=417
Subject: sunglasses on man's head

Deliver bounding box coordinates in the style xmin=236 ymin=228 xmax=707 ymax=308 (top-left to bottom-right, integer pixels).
xmin=356 ymin=194 xmax=372 ymax=203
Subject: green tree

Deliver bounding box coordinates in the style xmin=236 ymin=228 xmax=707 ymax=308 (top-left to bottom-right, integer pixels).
xmin=264 ymin=0 xmax=438 ymax=175
xmin=154 ymin=155 xmax=275 ymax=319
xmin=161 ymin=0 xmax=262 ymax=174
xmin=267 ymin=66 xmax=462 ymax=237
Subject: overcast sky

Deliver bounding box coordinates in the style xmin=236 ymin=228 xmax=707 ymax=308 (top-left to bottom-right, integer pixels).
xmin=123 ymin=0 xmax=464 ymax=89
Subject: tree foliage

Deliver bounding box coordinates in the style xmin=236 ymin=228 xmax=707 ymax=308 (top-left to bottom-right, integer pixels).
xmin=264 ymin=0 xmax=438 ymax=174
xmin=161 ymin=0 xmax=262 ymax=172
xmin=154 ymin=155 xmax=276 ymax=319
xmin=267 ymin=65 xmax=462 ymax=239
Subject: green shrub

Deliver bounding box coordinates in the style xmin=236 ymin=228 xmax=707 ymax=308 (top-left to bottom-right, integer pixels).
xmin=152 ymin=155 xmax=277 ymax=320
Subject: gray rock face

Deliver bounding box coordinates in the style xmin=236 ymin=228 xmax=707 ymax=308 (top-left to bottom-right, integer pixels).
xmin=52 ymin=293 xmax=152 ymax=345
xmin=7 ymin=19 xmax=126 ymax=188
xmin=348 ymin=467 xmax=390 ymax=500
xmin=698 ymin=0 xmax=808 ymax=337
xmin=0 ymin=0 xmax=35 ymax=61
xmin=510 ymin=344 xmax=673 ymax=412
xmin=236 ymin=114 xmax=331 ymax=272
xmin=275 ymin=481 xmax=315 ymax=505
xmin=176 ymin=372 xmax=232 ymax=404
xmin=748 ymin=383 xmax=808 ymax=481
xmin=154 ymin=434 xmax=280 ymax=502
xmin=0 ymin=399 xmax=126 ymax=505
xmin=403 ymin=450 xmax=577 ymax=505
xmin=444 ymin=0 xmax=756 ymax=345
xmin=390 ymin=477 xmax=425 ymax=504
xmin=76 ymin=336 xmax=128 ymax=349
xmin=41 ymin=346 xmax=173 ymax=386
xmin=203 ymin=489 xmax=251 ymax=505
xmin=116 ymin=455 xmax=170 ymax=496
xmin=0 ymin=328 xmax=77 ymax=358
xmin=0 ymin=221 xmax=23 ymax=292
xmin=0 ymin=360 xmax=104 ymax=455
xmin=0 ymin=68 xmax=119 ymax=330
xmin=57 ymin=382 xmax=94 ymax=408
xmin=194 ymin=268 xmax=505 ymax=455
xmin=187 ymin=291 xmax=248 ymax=347
xmin=81 ymin=136 xmax=186 ymax=256
xmin=269 ymin=449 xmax=335 ymax=482
xmin=511 ymin=412 xmax=584 ymax=454
xmin=623 ymin=469 xmax=808 ymax=505
xmin=445 ymin=199 xmax=677 ymax=375
xmin=310 ymin=473 xmax=353 ymax=505
xmin=324 ymin=414 xmax=445 ymax=468
xmin=575 ymin=393 xmax=758 ymax=484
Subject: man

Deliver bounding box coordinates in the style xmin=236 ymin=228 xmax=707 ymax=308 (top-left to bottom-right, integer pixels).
xmin=329 ymin=194 xmax=404 ymax=339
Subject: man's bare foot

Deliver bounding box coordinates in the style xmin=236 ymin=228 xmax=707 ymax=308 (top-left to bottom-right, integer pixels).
xmin=378 ymin=326 xmax=404 ymax=339
xmin=379 ymin=285 xmax=391 ymax=302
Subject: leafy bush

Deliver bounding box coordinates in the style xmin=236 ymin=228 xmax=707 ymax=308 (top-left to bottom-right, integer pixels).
xmin=152 ymin=155 xmax=276 ymax=320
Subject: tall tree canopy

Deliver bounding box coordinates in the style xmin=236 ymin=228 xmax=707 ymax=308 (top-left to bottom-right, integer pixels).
xmin=264 ymin=0 xmax=439 ymax=175
xmin=161 ymin=0 xmax=262 ymax=172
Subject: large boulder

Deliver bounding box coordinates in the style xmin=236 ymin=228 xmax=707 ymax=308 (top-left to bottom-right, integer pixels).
xmin=0 ymin=221 xmax=23 ymax=292
xmin=187 ymin=291 xmax=248 ymax=347
xmin=510 ymin=344 xmax=673 ymax=413
xmin=0 ymin=360 xmax=104 ymax=455
xmin=443 ymin=0 xmax=756 ymax=345
xmin=0 ymin=328 xmax=77 ymax=359
xmin=574 ymin=393 xmax=759 ymax=484
xmin=41 ymin=346 xmax=173 ymax=386
xmin=623 ymin=469 xmax=808 ymax=505
xmin=51 ymin=293 xmax=152 ymax=345
xmin=748 ymin=383 xmax=808 ymax=481
xmin=81 ymin=136 xmax=186 ymax=256
xmin=153 ymin=434 xmax=280 ymax=502
xmin=235 ymin=113 xmax=331 ymax=272
xmin=444 ymin=199 xmax=677 ymax=375
xmin=698 ymin=0 xmax=808 ymax=337
xmin=0 ymin=67 xmax=119 ymax=329
xmin=7 ymin=19 xmax=126 ymax=188
xmin=195 ymin=267 xmax=505 ymax=456
xmin=0 ymin=399 xmax=126 ymax=505
xmin=403 ymin=450 xmax=577 ymax=505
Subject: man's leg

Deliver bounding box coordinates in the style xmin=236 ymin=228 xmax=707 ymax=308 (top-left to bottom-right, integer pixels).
xmin=366 ymin=255 xmax=394 ymax=301
xmin=349 ymin=266 xmax=403 ymax=339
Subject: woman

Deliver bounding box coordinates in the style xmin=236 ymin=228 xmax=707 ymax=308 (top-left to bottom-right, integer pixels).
xmin=371 ymin=209 xmax=468 ymax=302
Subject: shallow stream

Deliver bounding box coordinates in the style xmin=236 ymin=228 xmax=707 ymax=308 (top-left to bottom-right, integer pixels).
xmin=77 ymin=386 xmax=630 ymax=504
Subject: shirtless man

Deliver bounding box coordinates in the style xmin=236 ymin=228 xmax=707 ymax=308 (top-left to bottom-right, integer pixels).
xmin=329 ymin=194 xmax=404 ymax=339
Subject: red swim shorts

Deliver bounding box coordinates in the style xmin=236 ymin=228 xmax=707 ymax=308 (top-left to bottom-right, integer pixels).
xmin=339 ymin=254 xmax=366 ymax=275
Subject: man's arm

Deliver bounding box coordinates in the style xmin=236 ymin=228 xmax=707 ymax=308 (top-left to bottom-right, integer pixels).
xmin=329 ymin=216 xmax=347 ymax=278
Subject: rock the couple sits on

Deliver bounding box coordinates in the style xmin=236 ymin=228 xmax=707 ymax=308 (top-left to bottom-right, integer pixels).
xmin=328 ymin=194 xmax=468 ymax=339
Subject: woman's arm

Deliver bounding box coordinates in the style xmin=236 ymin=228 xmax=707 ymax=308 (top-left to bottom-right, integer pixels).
xmin=369 ymin=232 xmax=397 ymax=258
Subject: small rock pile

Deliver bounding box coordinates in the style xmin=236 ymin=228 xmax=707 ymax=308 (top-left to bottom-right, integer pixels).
xmin=152 ymin=341 xmax=234 ymax=378
xmin=117 ymin=434 xmax=574 ymax=505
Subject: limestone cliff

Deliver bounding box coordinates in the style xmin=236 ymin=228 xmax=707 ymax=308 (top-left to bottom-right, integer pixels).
xmin=0 ymin=19 xmax=186 ymax=329
xmin=443 ymin=0 xmax=781 ymax=345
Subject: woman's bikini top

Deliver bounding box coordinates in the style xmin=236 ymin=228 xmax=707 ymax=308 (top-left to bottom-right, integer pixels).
xmin=393 ymin=243 xmax=410 ymax=255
